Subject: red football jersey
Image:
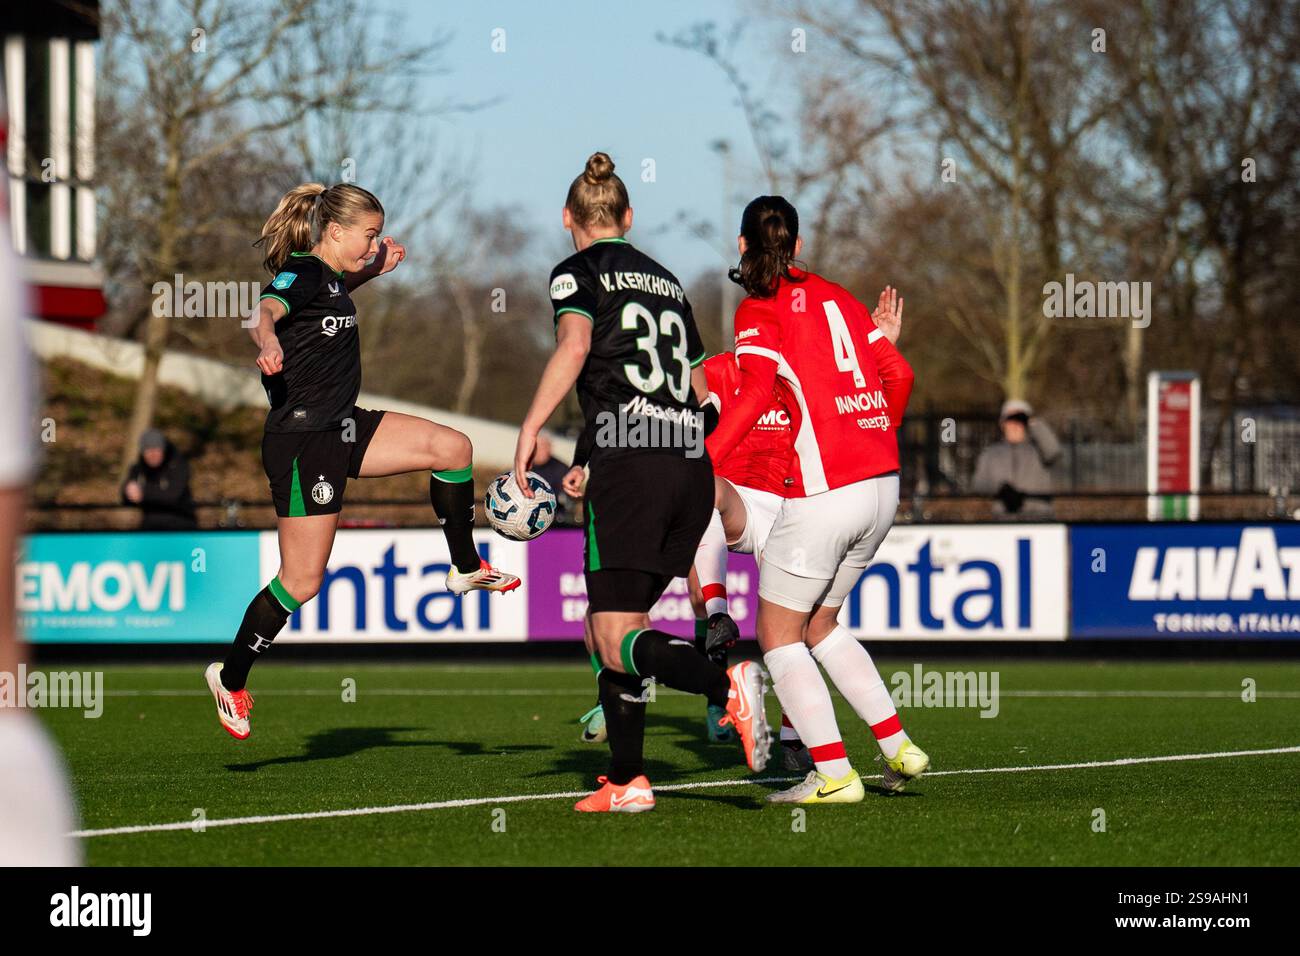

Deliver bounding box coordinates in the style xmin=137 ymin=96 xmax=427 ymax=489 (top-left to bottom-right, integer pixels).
xmin=707 ymin=269 xmax=914 ymax=496
xmin=703 ymin=351 xmax=793 ymax=496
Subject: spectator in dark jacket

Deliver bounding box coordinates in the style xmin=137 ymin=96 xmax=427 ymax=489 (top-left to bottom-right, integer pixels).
xmin=121 ymin=430 xmax=197 ymax=530
xmin=971 ymin=399 xmax=1061 ymax=518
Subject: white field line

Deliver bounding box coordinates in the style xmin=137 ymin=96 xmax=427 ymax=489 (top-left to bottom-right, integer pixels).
xmin=1000 ymin=689 xmax=1300 ymax=699
xmin=104 ymin=688 xmax=597 ymax=697
xmin=96 ymin=687 xmax=1300 ymax=699
xmin=69 ymin=744 xmax=1300 ymax=839
xmin=79 ymin=664 xmax=590 ymax=674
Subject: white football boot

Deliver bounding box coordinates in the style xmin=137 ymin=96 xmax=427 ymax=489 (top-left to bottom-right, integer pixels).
xmin=447 ymin=559 xmax=521 ymax=594
xmin=204 ymin=663 xmax=254 ymax=740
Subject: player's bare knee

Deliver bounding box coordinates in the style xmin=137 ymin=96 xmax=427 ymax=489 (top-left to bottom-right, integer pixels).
xmin=450 ymin=431 xmax=473 ymax=470
xmin=591 ymin=618 xmax=636 ymax=672
xmin=428 ymin=429 xmax=470 ymax=473
xmin=279 ymin=572 xmax=321 ymax=604
xmin=596 ymin=638 xmax=625 ymax=673
xmin=806 ymin=618 xmax=835 ymax=647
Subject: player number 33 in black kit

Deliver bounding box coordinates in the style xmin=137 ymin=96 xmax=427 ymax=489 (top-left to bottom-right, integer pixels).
xmin=515 ymin=152 xmax=770 ymax=816
xmin=548 ymin=235 xmax=713 ymax=582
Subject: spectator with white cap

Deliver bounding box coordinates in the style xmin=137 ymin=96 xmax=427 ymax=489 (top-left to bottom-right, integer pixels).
xmin=970 ymin=398 xmax=1061 ymax=518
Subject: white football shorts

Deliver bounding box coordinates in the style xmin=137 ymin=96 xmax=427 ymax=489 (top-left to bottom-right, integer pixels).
xmin=759 ymin=473 xmax=900 ymax=612
xmin=721 ymin=479 xmax=784 ymax=561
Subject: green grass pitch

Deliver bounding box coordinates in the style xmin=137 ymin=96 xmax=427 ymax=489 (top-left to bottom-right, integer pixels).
xmin=38 ymin=659 xmax=1300 ymax=866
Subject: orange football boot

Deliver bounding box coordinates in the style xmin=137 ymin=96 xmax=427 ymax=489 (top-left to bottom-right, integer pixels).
xmin=574 ymin=775 xmax=656 ymax=813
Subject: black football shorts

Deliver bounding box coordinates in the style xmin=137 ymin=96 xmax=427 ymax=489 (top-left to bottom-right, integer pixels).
xmin=582 ymin=451 xmax=713 ymax=612
xmin=262 ymin=406 xmax=385 ymax=517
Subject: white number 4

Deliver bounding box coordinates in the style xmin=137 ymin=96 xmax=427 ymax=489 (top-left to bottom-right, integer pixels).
xmin=823 ymin=300 xmax=866 ymax=388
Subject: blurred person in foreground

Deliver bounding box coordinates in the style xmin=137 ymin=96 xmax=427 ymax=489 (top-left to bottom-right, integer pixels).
xmin=971 ymin=399 xmax=1061 ymax=518
xmin=121 ymin=428 xmax=197 ymax=530
xmin=0 ymin=215 xmax=81 ymax=866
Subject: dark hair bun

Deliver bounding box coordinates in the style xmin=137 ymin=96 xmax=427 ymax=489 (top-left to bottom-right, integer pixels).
xmin=730 ymin=195 xmax=804 ymax=299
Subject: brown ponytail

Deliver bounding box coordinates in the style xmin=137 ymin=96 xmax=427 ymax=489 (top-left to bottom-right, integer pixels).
xmin=256 ymin=182 xmax=385 ymax=274
xmin=564 ymin=151 xmax=630 ymax=230
xmin=728 ymin=195 xmax=805 ymax=299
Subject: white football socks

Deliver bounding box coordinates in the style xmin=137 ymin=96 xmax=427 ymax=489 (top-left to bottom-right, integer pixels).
xmin=694 ymin=509 xmax=730 ymax=617
xmin=779 ymin=713 xmax=800 ymax=742
xmin=811 ymin=625 xmax=909 ymax=759
xmin=763 ymin=642 xmax=851 ymax=778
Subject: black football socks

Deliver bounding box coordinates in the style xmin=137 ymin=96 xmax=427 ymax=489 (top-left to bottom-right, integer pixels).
xmin=694 ymin=617 xmax=727 ymax=668
xmin=430 ymin=467 xmax=481 ymax=574
xmin=599 ymin=668 xmax=648 ymax=785
xmin=623 ymin=628 xmax=731 ymax=709
xmin=221 ymin=578 xmax=299 ymax=691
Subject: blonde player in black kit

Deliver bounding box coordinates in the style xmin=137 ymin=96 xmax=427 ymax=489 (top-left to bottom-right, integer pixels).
xmin=205 ymin=183 xmax=520 ymax=740
xmin=513 ymin=153 xmax=770 ymax=812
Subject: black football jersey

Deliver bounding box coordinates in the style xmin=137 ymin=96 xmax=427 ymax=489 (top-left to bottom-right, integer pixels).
xmin=549 ymin=238 xmax=707 ymax=462
xmin=258 ymin=252 xmax=361 ymax=432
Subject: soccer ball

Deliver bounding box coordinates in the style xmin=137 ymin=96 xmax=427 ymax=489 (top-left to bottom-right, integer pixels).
xmin=485 ymin=471 xmax=557 ymax=541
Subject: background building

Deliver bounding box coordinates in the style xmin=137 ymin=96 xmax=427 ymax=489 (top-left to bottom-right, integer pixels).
xmin=3 ymin=2 xmax=105 ymax=329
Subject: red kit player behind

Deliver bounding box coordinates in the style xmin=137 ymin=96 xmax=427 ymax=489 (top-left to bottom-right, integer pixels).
xmin=706 ymin=195 xmax=928 ymax=804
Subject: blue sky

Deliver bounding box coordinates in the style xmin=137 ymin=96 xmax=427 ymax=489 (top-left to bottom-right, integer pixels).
xmin=405 ymin=1 xmax=799 ymax=280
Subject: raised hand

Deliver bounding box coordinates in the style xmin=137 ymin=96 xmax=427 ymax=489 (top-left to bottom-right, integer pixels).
xmin=373 ymin=236 xmax=406 ymax=276
xmin=257 ymin=335 xmax=284 ymax=375
xmin=874 ymin=285 xmax=904 ymax=345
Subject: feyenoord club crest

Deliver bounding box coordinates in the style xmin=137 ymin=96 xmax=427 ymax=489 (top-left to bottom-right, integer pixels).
xmin=312 ymin=477 xmax=334 ymax=505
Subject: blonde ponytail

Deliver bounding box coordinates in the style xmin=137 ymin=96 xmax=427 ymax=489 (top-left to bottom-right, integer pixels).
xmin=256 ymin=182 xmax=385 ymax=274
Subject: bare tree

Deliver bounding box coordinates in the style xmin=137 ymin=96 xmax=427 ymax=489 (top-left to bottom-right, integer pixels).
xmin=443 ymin=208 xmax=542 ymax=415
xmin=1092 ymin=0 xmax=1300 ymax=443
xmin=811 ymin=0 xmax=1130 ymax=399
xmin=97 ymin=0 xmax=451 ymax=477
xmin=659 ymin=21 xmax=789 ymax=194
xmin=660 ymin=19 xmax=897 ymax=342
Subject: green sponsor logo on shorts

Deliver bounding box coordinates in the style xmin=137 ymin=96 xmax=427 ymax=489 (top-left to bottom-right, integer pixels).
xmin=586 ymin=502 xmax=602 ymax=571
xmin=289 ymin=456 xmax=306 ymax=517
